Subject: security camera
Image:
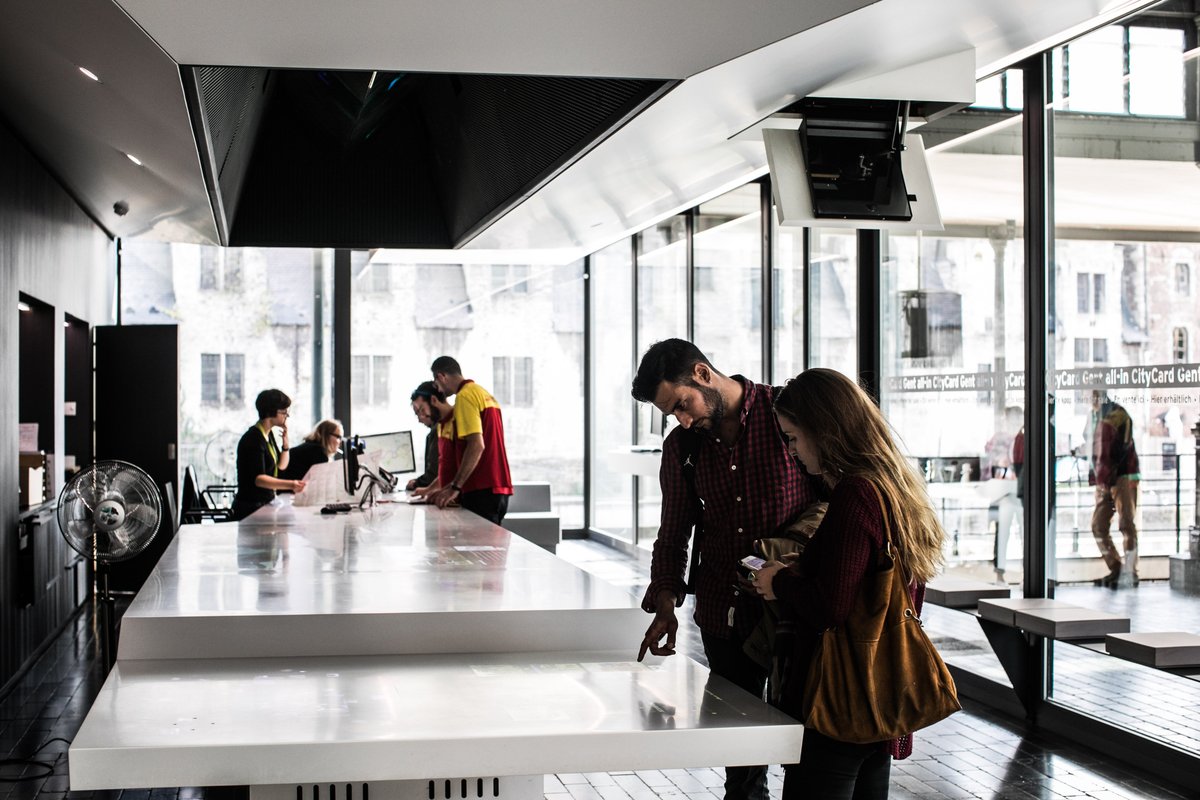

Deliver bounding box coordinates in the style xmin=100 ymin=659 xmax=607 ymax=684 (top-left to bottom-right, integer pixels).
xmin=113 ymin=201 xmax=129 ymax=216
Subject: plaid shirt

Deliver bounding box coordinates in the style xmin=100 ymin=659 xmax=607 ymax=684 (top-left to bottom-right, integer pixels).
xmin=641 ymin=378 xmax=818 ymax=639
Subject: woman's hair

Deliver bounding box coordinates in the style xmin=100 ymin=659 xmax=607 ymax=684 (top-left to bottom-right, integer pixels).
xmin=255 ymin=388 xmax=291 ymax=420
xmin=304 ymin=419 xmax=343 ymax=457
xmin=774 ymin=368 xmax=945 ymax=583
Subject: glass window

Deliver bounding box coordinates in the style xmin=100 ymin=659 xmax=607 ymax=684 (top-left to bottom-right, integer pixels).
xmin=809 ymin=230 xmax=857 ymax=372
xmin=1176 ymin=262 xmax=1191 ymax=294
xmin=201 ymin=353 xmax=220 ymax=407
xmin=694 ymin=184 xmax=763 ymax=380
xmin=1076 ymin=273 xmax=1089 ymax=313
xmin=772 ymin=224 xmax=805 ymax=383
xmin=352 ymin=355 xmax=369 ymax=410
xmin=355 ymin=255 xmax=584 ymax=526
xmin=120 ymin=241 xmax=333 ymax=489
xmin=1064 ymin=26 xmax=1126 ymax=113
xmin=589 ymin=240 xmax=635 ymax=542
xmin=1074 ymin=338 xmax=1090 ymax=364
xmin=225 ymin=251 xmax=244 ymax=292
xmin=1129 ymin=26 xmax=1185 ymax=117
xmin=634 ymin=215 xmax=687 ymax=545
xmin=1050 ymin=29 xmax=1200 ymax=755
xmin=224 ymin=353 xmax=244 ymax=407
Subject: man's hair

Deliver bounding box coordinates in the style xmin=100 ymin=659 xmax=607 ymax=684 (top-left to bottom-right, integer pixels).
xmin=430 ymin=355 xmax=462 ymax=377
xmin=255 ymin=389 xmax=291 ymax=419
xmin=631 ymin=339 xmax=715 ymax=403
xmin=411 ymin=380 xmax=445 ymax=403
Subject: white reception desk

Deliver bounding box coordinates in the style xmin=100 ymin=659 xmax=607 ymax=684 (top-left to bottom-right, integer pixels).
xmin=70 ymin=499 xmax=803 ymax=796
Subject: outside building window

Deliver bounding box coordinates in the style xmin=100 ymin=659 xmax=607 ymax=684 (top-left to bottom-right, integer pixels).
xmin=1176 ymin=262 xmax=1191 ymax=294
xmin=1076 ymin=273 xmax=1089 ymax=313
xmin=1092 ymin=338 xmax=1108 ymax=363
xmin=224 ymin=354 xmax=244 ymax=406
xmin=1092 ymin=273 xmax=1105 ymax=313
xmin=493 ymin=356 xmax=533 ymax=407
xmin=1173 ymin=327 xmax=1188 ymax=363
xmin=1074 ymin=338 xmax=1089 ymax=363
xmin=201 ymin=353 xmax=245 ymax=408
xmin=199 ymin=250 xmax=219 ymax=290
xmin=201 ymin=354 xmax=221 ymax=406
xmin=352 ymin=355 xmax=391 ymax=407
xmin=370 ymin=263 xmax=391 ymax=293
xmin=225 ymin=251 xmax=244 ymax=292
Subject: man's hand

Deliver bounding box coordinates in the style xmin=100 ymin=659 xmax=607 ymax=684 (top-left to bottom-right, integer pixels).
xmin=638 ymin=590 xmax=678 ymax=662
xmin=429 ymin=484 xmax=461 ymax=508
xmin=752 ymin=561 xmax=786 ymax=601
xmin=405 ymin=479 xmax=418 ymax=492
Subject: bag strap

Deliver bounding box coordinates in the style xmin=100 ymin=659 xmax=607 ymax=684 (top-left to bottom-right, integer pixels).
xmin=679 ymin=430 xmax=705 ymax=594
xmin=864 ymin=480 xmax=915 ymax=595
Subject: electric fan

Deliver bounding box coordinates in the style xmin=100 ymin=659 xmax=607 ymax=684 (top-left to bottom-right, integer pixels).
xmin=56 ymin=460 xmax=162 ymax=669
xmin=204 ymin=430 xmax=241 ymax=483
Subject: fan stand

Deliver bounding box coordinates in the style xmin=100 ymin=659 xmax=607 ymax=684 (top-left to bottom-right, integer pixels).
xmin=96 ymin=563 xmax=118 ymax=671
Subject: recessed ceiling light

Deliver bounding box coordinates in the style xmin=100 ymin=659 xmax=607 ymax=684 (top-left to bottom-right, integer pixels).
xmin=125 ymin=153 xmax=143 ymax=166
xmin=18 ymin=301 xmax=31 ymax=312
xmin=78 ymin=66 xmax=101 ymax=82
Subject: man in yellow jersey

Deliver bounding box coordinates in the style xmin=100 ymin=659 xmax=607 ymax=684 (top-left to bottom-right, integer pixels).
xmin=231 ymin=388 xmax=307 ymax=520
xmin=427 ymin=356 xmax=513 ymax=524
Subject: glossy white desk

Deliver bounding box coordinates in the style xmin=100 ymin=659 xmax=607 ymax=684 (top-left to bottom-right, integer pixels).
xmin=118 ymin=501 xmax=643 ymax=660
xmin=71 ymin=500 xmax=804 ymax=794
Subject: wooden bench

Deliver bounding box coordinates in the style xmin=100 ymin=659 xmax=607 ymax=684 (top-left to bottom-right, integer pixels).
xmin=1105 ymin=632 xmax=1200 ymax=669
xmin=925 ymin=577 xmax=1011 ymax=609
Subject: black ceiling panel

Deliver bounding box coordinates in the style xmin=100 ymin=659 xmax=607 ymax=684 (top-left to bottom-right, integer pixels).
xmin=184 ymin=66 xmax=674 ymax=249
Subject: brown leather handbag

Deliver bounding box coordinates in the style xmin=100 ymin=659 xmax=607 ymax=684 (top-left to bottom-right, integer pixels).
xmin=800 ymin=483 xmax=961 ymax=743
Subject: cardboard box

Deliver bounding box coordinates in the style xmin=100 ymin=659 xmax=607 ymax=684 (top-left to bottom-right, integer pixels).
xmin=19 ymin=452 xmax=47 ymax=508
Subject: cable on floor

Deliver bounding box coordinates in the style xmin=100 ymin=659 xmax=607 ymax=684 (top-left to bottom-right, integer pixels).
xmin=0 ymin=735 xmax=72 ymax=782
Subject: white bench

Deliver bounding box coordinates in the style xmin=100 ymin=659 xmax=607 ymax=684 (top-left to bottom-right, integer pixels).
xmin=925 ymin=577 xmax=1011 ymax=609
xmin=978 ymin=597 xmax=1130 ymax=641
xmin=1105 ymin=632 xmax=1200 ymax=669
xmin=504 ymin=482 xmax=560 ymax=552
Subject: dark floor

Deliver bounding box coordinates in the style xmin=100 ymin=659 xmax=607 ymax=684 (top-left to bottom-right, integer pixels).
xmin=0 ymin=541 xmax=1197 ymax=800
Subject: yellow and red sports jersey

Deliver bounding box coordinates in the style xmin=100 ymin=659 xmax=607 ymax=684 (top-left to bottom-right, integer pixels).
xmin=437 ymin=380 xmax=513 ymax=495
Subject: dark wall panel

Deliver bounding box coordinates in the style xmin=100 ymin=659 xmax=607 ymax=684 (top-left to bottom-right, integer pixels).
xmin=0 ymin=119 xmax=115 ymax=695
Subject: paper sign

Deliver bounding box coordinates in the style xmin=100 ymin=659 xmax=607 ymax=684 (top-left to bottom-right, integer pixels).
xmin=64 ymin=401 xmax=77 ymax=416
xmin=19 ymin=423 xmax=38 ymax=453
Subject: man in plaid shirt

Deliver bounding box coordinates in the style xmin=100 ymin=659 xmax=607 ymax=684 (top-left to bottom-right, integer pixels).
xmin=632 ymin=339 xmax=818 ymax=800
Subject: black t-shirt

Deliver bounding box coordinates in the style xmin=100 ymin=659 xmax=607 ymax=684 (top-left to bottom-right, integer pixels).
xmin=281 ymin=440 xmax=331 ymax=481
xmin=232 ymin=424 xmax=279 ymax=517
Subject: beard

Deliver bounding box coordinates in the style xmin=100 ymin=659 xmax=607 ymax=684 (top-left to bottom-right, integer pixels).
xmin=695 ymin=384 xmax=725 ymax=431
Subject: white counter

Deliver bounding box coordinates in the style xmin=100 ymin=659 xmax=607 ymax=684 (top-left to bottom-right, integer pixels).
xmin=71 ymin=498 xmax=804 ymax=791
xmin=119 ymin=501 xmax=643 ymax=660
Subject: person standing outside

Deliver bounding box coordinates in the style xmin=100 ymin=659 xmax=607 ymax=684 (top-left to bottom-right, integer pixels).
xmin=1087 ymin=390 xmax=1141 ymax=587
xmin=426 ymin=356 xmax=513 ymax=524
xmin=232 ymin=389 xmax=306 ymax=520
xmin=407 ymin=381 xmax=447 ymax=492
xmin=631 ymin=338 xmax=818 ymax=800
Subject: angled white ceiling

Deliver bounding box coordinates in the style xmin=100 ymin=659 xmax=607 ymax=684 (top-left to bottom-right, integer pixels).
xmin=0 ymin=0 xmax=1161 ymax=252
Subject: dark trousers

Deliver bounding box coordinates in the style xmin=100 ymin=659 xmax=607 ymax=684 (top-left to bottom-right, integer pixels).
xmin=460 ymin=489 xmax=509 ymax=526
xmin=782 ymin=729 xmax=891 ymax=800
xmin=701 ymin=630 xmax=770 ymax=800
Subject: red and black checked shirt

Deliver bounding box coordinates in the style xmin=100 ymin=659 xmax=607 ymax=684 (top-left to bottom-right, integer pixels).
xmin=641 ymin=378 xmax=818 ymax=640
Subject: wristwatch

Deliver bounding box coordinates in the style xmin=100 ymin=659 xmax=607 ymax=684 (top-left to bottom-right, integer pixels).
xmin=449 ymin=482 xmax=462 ymax=492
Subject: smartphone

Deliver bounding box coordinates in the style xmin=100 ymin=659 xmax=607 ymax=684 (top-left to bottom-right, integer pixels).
xmin=740 ymin=555 xmax=767 ymax=572
xmin=737 ymin=555 xmax=767 ymax=583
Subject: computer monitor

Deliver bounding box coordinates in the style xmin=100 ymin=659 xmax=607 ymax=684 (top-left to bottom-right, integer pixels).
xmin=358 ymin=430 xmax=416 ymax=475
xmin=341 ymin=435 xmax=365 ymax=494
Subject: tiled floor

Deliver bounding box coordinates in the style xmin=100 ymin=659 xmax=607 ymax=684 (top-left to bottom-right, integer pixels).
xmin=1 ymin=539 xmax=1198 ymax=800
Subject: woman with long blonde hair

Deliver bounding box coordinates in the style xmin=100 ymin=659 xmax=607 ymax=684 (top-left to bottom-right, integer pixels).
xmin=281 ymin=419 xmax=343 ymax=481
xmin=753 ymin=368 xmax=945 ymax=800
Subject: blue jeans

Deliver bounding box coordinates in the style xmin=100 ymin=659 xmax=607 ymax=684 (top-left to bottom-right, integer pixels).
xmin=782 ymin=728 xmax=891 ymax=800
xmin=701 ymin=630 xmax=770 ymax=800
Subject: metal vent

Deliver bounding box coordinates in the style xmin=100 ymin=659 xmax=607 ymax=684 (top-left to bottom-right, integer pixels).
xmin=252 ymin=776 xmax=538 ymax=800
xmin=195 ymin=66 xmax=268 ymax=180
